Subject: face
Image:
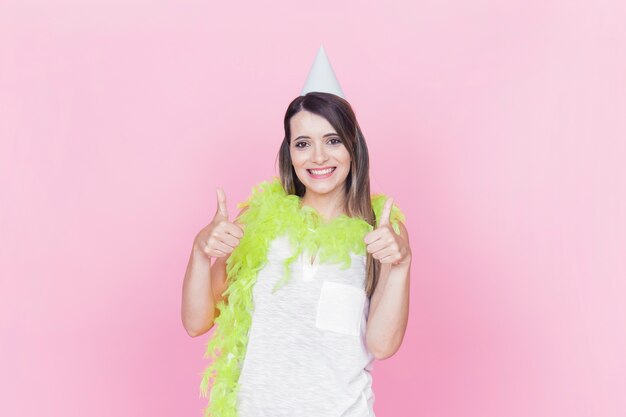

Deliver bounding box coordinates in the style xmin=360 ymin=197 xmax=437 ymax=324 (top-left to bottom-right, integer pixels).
xmin=289 ymin=110 xmax=352 ymax=200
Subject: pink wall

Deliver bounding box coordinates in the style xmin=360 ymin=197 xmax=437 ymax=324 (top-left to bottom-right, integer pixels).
xmin=1 ymin=1 xmax=624 ymax=416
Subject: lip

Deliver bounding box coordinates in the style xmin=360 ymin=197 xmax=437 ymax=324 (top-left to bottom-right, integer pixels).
xmin=307 ymin=166 xmax=336 ymax=179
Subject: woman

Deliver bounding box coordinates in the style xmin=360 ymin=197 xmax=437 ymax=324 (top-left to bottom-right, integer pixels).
xmin=182 ymin=92 xmax=412 ymax=417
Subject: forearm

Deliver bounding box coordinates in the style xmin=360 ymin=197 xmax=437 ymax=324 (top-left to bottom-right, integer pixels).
xmin=181 ymin=243 xmax=216 ymax=337
xmin=365 ymin=261 xmax=411 ymax=359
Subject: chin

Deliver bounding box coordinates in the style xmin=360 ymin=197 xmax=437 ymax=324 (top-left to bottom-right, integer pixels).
xmin=305 ymin=184 xmax=338 ymax=195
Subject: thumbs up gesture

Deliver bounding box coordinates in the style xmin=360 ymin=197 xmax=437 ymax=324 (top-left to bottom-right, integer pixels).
xmin=194 ymin=188 xmax=245 ymax=259
xmin=364 ymin=197 xmax=411 ymax=266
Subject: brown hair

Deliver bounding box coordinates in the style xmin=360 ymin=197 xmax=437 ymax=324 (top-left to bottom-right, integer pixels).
xmin=276 ymin=92 xmax=381 ymax=299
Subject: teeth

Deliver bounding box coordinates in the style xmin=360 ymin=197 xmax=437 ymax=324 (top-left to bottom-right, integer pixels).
xmin=309 ymin=168 xmax=334 ymax=175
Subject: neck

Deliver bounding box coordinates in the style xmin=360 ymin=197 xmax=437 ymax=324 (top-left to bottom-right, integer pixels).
xmin=301 ymin=188 xmax=347 ymax=221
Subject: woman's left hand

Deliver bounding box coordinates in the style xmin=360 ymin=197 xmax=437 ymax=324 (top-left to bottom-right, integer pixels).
xmin=364 ymin=197 xmax=411 ymax=267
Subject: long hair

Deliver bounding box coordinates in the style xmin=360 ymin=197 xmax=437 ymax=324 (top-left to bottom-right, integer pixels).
xmin=276 ymin=92 xmax=381 ymax=299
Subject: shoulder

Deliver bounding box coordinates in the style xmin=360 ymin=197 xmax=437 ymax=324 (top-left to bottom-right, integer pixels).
xmin=248 ymin=176 xmax=285 ymax=197
xmin=236 ymin=177 xmax=286 ymax=210
xmin=234 ymin=177 xmax=298 ymax=225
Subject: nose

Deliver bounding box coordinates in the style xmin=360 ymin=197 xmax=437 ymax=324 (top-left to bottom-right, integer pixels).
xmin=312 ymin=142 xmax=328 ymax=164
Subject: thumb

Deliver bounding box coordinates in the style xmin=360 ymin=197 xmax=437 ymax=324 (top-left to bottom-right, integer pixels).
xmin=216 ymin=188 xmax=229 ymax=219
xmin=378 ymin=196 xmax=393 ymax=227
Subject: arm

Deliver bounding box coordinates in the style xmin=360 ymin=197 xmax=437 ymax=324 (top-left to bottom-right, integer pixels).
xmin=365 ymin=221 xmax=412 ymax=359
xmin=181 ymin=206 xmax=247 ymax=337
xmin=363 ymin=197 xmax=412 ymax=358
xmin=181 ymin=244 xmax=217 ymax=337
xmin=181 ymin=245 xmax=231 ymax=337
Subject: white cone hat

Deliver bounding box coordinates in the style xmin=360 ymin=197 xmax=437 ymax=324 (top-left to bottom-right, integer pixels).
xmin=300 ymin=45 xmax=345 ymax=98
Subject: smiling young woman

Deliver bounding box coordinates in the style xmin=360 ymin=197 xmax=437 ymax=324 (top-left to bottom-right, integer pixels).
xmin=288 ymin=109 xmax=352 ymax=221
xmin=277 ymin=92 xmax=384 ymax=297
xmin=183 ymin=49 xmax=412 ymax=417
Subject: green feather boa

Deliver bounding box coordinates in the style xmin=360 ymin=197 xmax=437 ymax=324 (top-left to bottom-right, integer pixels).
xmin=199 ymin=177 xmax=405 ymax=417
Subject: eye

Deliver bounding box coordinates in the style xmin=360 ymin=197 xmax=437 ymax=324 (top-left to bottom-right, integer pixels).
xmin=294 ymin=141 xmax=308 ymax=149
xmin=328 ymin=137 xmax=342 ymax=145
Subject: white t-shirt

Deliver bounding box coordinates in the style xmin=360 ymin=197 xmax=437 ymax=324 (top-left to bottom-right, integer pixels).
xmin=236 ymin=233 xmax=376 ymax=417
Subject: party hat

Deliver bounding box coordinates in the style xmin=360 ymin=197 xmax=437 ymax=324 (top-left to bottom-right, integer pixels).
xmin=300 ymin=45 xmax=345 ymax=98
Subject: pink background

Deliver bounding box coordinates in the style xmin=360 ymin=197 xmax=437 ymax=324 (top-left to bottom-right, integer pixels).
xmin=1 ymin=1 xmax=624 ymax=416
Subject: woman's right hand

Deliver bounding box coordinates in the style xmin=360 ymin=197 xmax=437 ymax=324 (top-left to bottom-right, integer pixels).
xmin=194 ymin=188 xmax=244 ymax=259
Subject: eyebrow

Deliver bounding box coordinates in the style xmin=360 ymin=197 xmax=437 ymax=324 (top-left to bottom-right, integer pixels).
xmin=293 ymin=133 xmax=339 ymax=141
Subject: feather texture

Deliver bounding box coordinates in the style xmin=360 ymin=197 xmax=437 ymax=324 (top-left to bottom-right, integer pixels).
xmin=199 ymin=177 xmax=405 ymax=417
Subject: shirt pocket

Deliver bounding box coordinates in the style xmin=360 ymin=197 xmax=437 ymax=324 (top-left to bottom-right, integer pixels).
xmin=315 ymin=281 xmax=366 ymax=336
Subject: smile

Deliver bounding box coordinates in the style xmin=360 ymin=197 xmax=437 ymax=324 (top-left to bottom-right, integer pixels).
xmin=307 ymin=167 xmax=336 ymax=178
